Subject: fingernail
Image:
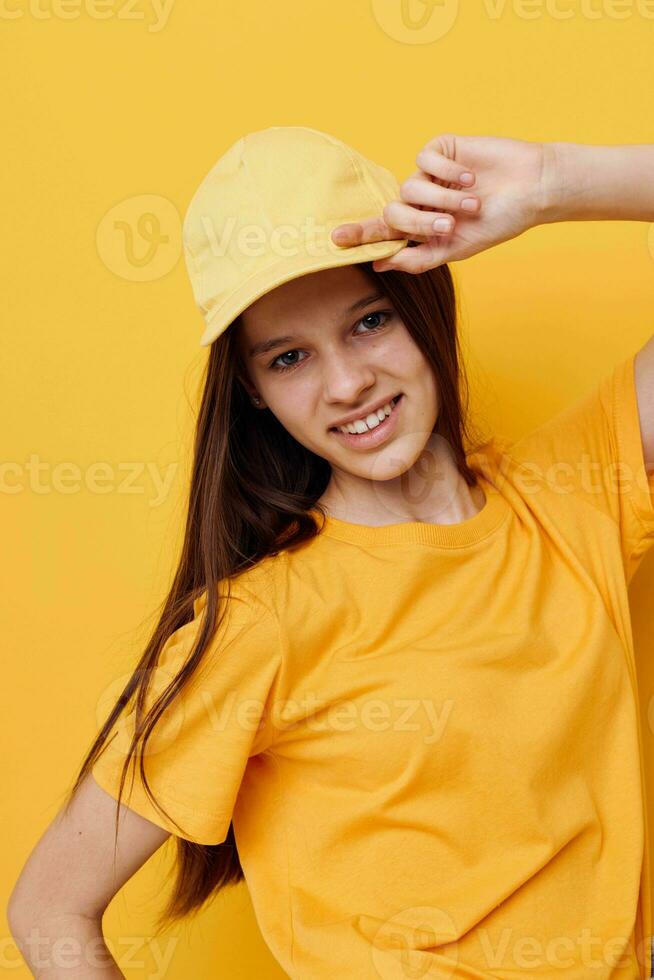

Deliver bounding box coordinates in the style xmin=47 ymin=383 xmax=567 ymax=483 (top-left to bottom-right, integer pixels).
xmin=433 ymin=218 xmax=453 ymax=232
xmin=460 ymin=172 xmax=474 ymax=185
xmin=461 ymin=198 xmax=479 ymax=211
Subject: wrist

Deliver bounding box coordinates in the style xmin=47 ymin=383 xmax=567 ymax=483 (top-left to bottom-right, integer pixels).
xmin=532 ymin=141 xmax=654 ymax=224
xmin=534 ymin=140 xmax=569 ymax=226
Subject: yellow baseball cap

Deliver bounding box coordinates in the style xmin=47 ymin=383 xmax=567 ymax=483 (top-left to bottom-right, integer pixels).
xmin=182 ymin=126 xmax=410 ymax=347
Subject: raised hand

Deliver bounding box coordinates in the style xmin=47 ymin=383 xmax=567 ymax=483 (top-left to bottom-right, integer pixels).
xmin=331 ymin=133 xmax=555 ymax=274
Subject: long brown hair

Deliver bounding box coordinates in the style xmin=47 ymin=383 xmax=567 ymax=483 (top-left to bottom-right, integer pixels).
xmin=63 ymin=260 xmax=489 ymax=936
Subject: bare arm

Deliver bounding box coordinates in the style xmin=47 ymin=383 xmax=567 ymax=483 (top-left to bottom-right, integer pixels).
xmin=329 ymin=134 xmax=654 ymax=273
xmin=7 ymin=772 xmax=172 ymax=977
xmin=540 ymin=141 xmax=654 ymax=224
xmin=9 ymin=911 xmax=124 ymax=979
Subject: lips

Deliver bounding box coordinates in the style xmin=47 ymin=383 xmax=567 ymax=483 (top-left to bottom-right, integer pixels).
xmin=329 ymin=393 xmax=404 ymax=451
xmin=329 ymin=394 xmax=402 ymax=432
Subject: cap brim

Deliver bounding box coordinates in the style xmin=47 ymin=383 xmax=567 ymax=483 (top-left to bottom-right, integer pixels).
xmin=198 ymin=237 xmax=410 ymax=347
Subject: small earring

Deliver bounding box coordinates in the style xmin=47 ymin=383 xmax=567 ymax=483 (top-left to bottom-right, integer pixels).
xmin=252 ymin=395 xmax=261 ymax=406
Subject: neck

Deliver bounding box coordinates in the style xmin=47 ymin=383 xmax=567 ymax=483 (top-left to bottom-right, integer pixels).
xmin=316 ymin=451 xmax=486 ymax=527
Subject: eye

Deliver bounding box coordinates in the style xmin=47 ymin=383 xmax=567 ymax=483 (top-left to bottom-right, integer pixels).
xmin=268 ymin=309 xmax=394 ymax=373
xmin=356 ymin=310 xmax=393 ymax=333
xmin=269 ymin=349 xmax=307 ymax=373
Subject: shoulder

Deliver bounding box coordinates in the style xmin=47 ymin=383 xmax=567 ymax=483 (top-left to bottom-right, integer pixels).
xmin=161 ymin=558 xmax=287 ymax=697
xmin=191 ymin=552 xmax=282 ymax=622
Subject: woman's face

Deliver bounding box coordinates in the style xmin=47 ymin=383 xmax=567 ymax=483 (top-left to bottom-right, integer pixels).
xmin=236 ymin=264 xmax=440 ymax=485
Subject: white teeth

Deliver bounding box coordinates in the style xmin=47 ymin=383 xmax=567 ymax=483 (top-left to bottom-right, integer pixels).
xmin=337 ymin=398 xmax=397 ymax=435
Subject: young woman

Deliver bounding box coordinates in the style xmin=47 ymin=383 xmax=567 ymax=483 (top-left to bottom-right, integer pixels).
xmin=10 ymin=127 xmax=654 ymax=979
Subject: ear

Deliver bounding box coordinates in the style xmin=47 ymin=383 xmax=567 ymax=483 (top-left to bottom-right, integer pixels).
xmin=236 ymin=373 xmax=264 ymax=407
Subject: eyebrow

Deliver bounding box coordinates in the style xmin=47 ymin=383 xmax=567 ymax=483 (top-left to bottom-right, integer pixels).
xmin=247 ymin=290 xmax=387 ymax=359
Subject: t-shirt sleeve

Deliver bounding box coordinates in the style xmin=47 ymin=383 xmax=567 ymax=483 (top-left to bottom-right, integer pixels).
xmin=503 ymin=352 xmax=654 ymax=585
xmin=91 ymin=569 xmax=282 ymax=845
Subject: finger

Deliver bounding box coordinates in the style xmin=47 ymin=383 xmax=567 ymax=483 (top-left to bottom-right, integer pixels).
xmin=397 ymin=172 xmax=481 ymax=216
xmin=373 ymin=238 xmax=453 ymax=275
xmin=331 ymin=221 xmax=445 ymax=249
xmin=416 ymin=142 xmax=476 ymax=186
xmin=383 ymin=200 xmax=462 ymax=239
xmin=331 ymin=216 xmax=403 ymax=247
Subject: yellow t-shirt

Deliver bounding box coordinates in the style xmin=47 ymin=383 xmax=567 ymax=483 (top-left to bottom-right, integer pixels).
xmin=92 ymin=352 xmax=654 ymax=979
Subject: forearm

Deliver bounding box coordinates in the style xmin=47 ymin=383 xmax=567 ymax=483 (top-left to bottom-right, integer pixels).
xmin=539 ymin=141 xmax=654 ymax=224
xmin=9 ymin=911 xmax=124 ymax=979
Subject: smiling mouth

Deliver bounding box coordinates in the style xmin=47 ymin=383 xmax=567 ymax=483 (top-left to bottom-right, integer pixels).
xmin=329 ymin=394 xmax=403 ymax=434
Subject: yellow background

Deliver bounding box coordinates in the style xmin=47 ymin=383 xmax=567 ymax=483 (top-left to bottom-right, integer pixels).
xmin=2 ymin=0 xmax=654 ymax=976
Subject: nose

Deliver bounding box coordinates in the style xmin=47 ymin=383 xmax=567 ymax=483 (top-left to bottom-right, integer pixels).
xmin=321 ymin=356 xmax=377 ymax=405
